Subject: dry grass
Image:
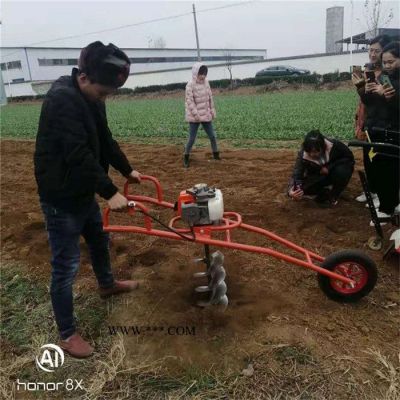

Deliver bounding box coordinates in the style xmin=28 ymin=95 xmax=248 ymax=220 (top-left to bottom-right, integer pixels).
xmin=0 ymin=352 xmax=31 ymax=399
xmin=1 ymin=264 xmax=398 ymax=400
xmin=84 ymin=334 xmax=166 ymax=400
xmin=75 ymin=340 xmax=399 ymax=400
xmin=364 ymin=348 xmax=400 ymax=400
xmin=2 ymin=326 xmax=398 ymax=400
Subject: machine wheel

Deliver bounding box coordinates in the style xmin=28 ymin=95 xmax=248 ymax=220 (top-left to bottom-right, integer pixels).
xmin=317 ymin=250 xmax=377 ymax=302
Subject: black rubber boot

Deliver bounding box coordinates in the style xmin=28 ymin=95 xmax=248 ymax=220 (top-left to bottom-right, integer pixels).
xmin=213 ymin=152 xmax=221 ymax=160
xmin=183 ymin=154 xmax=190 ymax=168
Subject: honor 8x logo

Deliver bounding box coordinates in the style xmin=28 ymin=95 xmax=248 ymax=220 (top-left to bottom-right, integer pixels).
xmin=35 ymin=344 xmax=65 ymax=372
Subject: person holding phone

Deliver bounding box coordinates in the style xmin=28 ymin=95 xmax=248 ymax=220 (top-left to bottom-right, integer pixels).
xmin=352 ymin=35 xmax=391 ymax=207
xmin=357 ymin=41 xmax=400 ymax=223
xmin=287 ymin=130 xmax=354 ymax=207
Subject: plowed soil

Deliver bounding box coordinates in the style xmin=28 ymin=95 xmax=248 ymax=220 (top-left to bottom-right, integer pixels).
xmin=1 ymin=139 xmax=399 ymax=397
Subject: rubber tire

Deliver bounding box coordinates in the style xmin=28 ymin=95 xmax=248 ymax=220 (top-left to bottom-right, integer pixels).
xmin=317 ymin=250 xmax=378 ymax=302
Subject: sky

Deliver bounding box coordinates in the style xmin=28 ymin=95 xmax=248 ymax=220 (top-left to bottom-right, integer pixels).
xmin=0 ymin=0 xmax=399 ymax=58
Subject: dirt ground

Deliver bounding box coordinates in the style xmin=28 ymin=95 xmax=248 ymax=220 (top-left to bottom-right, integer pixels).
xmin=1 ymin=139 xmax=399 ymax=398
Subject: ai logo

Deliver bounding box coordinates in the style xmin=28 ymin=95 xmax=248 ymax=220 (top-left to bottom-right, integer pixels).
xmin=35 ymin=344 xmax=65 ymax=373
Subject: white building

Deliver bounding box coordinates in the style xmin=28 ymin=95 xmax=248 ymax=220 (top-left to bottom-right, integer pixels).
xmin=1 ymin=45 xmax=370 ymax=98
xmin=0 ymin=46 xmax=266 ymax=96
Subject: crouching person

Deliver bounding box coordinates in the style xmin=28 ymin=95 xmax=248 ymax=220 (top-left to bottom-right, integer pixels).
xmin=34 ymin=42 xmax=142 ymax=358
xmin=287 ymin=130 xmax=355 ymax=207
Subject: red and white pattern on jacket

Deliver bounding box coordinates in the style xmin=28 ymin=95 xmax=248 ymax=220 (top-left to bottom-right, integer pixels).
xmin=185 ymin=62 xmax=216 ymax=123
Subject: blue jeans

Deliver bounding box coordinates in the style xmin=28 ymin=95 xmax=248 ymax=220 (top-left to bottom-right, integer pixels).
xmin=185 ymin=122 xmax=219 ymax=154
xmin=40 ymin=199 xmax=114 ymax=339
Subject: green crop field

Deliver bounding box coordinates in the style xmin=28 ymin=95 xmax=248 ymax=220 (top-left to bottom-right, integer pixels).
xmin=0 ymin=90 xmax=358 ymax=143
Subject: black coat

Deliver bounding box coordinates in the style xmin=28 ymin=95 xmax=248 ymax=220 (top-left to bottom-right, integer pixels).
xmin=358 ymin=68 xmax=400 ymax=136
xmin=34 ymin=68 xmax=133 ymax=211
xmin=288 ymin=138 xmax=355 ymax=190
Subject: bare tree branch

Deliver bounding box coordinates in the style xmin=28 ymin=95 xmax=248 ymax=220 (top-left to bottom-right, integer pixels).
xmin=363 ymin=0 xmax=393 ymax=37
xmin=224 ymin=51 xmax=233 ymax=89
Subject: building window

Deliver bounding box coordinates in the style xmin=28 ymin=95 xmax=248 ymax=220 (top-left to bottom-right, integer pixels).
xmin=12 ymin=78 xmax=25 ymax=83
xmin=1 ymin=61 xmax=22 ymax=70
xmin=128 ymin=55 xmax=263 ymax=63
xmin=38 ymin=58 xmax=78 ymax=66
xmin=35 ymin=55 xmax=263 ymax=68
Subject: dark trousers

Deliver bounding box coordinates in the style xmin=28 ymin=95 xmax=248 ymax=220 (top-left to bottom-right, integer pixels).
xmin=367 ymin=127 xmax=400 ymax=214
xmin=303 ymin=163 xmax=354 ymax=199
xmin=185 ymin=122 xmax=219 ymax=154
xmin=372 ymin=155 xmax=400 ymax=214
xmin=363 ymin=147 xmax=377 ymax=193
xmin=40 ymin=199 xmax=114 ymax=339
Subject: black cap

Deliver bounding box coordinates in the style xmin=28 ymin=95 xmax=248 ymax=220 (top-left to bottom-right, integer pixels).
xmin=78 ymin=41 xmax=131 ymax=88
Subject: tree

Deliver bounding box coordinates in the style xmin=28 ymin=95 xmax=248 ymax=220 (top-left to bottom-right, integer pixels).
xmin=224 ymin=52 xmax=233 ymax=89
xmin=363 ymin=0 xmax=394 ymax=37
xmin=147 ymin=36 xmax=167 ymax=49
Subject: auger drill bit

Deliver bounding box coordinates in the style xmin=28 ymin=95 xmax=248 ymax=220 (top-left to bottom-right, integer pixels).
xmin=194 ymin=250 xmax=228 ymax=309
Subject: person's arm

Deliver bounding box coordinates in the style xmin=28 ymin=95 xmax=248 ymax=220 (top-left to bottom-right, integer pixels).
xmin=356 ymin=84 xmax=376 ymax=107
xmin=50 ymin=91 xmax=118 ymax=200
xmin=107 ymin=136 xmax=134 ymax=177
xmin=208 ymin=84 xmax=216 ymax=118
xmin=97 ymin=102 xmax=134 ymax=177
xmin=354 ymin=101 xmax=367 ymax=141
xmin=358 ymin=76 xmax=386 ymax=104
xmin=326 ymin=141 xmax=355 ymax=173
xmin=185 ymin=83 xmax=199 ymax=120
xmin=384 ymin=83 xmax=399 ymax=129
xmin=287 ymin=151 xmax=305 ymax=197
xmin=383 ymin=75 xmax=399 ymax=104
xmin=352 ymin=73 xmax=366 ymax=94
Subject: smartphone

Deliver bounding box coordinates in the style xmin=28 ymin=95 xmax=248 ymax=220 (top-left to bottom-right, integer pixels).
xmin=293 ymin=180 xmax=303 ymax=191
xmin=381 ymin=74 xmax=393 ymax=89
xmin=364 ymin=62 xmax=376 ymax=71
xmin=352 ymin=65 xmax=362 ymax=76
xmin=365 ymin=71 xmax=376 ymax=83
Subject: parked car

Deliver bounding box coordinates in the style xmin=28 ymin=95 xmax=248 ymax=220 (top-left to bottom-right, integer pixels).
xmin=255 ymin=65 xmax=310 ymax=78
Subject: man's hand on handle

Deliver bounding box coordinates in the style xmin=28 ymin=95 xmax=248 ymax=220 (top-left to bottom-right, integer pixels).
xmin=127 ymin=170 xmax=142 ymax=184
xmin=108 ymin=171 xmax=141 ymax=211
xmin=108 ymin=192 xmax=129 ymax=211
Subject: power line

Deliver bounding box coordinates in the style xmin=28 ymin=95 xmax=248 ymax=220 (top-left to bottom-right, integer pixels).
xmin=2 ymin=1 xmax=254 ymax=54
xmin=197 ymin=1 xmax=254 ymax=15
xmin=23 ymin=12 xmax=193 ymax=47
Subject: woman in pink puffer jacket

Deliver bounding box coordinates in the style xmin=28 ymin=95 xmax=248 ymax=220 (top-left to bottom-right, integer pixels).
xmin=183 ymin=63 xmax=220 ymax=168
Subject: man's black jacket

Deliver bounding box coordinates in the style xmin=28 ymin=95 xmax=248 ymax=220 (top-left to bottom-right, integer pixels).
xmin=34 ymin=68 xmax=133 ymax=211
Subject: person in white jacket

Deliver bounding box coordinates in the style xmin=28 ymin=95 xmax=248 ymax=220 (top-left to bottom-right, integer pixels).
xmin=184 ymin=63 xmax=220 ymax=167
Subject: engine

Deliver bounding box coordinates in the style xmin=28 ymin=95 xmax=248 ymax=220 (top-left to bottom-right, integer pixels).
xmin=177 ymin=183 xmax=224 ymax=226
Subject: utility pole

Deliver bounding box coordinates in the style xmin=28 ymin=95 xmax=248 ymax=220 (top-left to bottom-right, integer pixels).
xmin=4 ymin=61 xmax=12 ymax=98
xmin=192 ymin=4 xmax=201 ymax=61
xmin=0 ymin=67 xmax=7 ymax=105
xmin=350 ymin=0 xmax=353 ymax=70
xmin=24 ymin=47 xmax=33 ymax=81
